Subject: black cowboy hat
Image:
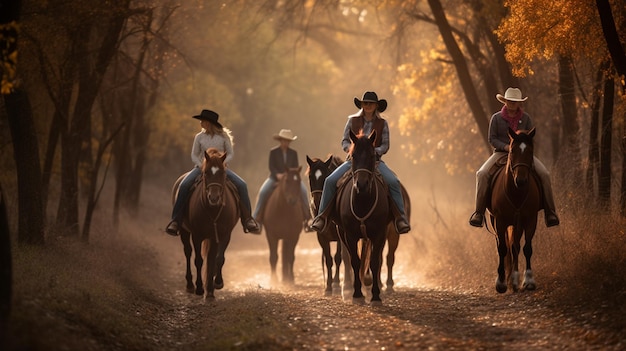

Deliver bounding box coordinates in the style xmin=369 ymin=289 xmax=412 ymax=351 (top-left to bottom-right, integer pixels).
xmin=192 ymin=109 xmax=222 ymax=128
xmin=354 ymin=91 xmax=387 ymax=112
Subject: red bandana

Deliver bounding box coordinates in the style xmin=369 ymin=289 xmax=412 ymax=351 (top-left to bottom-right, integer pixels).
xmin=500 ymin=106 xmax=522 ymax=131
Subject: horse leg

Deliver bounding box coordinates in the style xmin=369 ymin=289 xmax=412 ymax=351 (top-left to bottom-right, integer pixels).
xmin=282 ymin=239 xmax=297 ymax=285
xmin=193 ymin=238 xmax=205 ymax=296
xmin=180 ymin=230 xmax=194 ymax=293
xmin=347 ymin=237 xmax=364 ymax=301
xmin=369 ymin=239 xmax=385 ymax=305
xmin=340 ymin=239 xmax=353 ymax=296
xmin=495 ymin=222 xmax=508 ymax=293
xmin=214 ymin=240 xmax=228 ymax=290
xmin=523 ymin=224 xmax=537 ymax=290
xmin=332 ymin=241 xmax=342 ymax=289
xmin=509 ymin=226 xmax=523 ymax=292
xmin=204 ymin=240 xmax=218 ymax=299
xmin=320 ymin=240 xmax=333 ymax=294
xmin=267 ymin=237 xmax=279 ymax=285
xmin=385 ymin=227 xmax=399 ymax=292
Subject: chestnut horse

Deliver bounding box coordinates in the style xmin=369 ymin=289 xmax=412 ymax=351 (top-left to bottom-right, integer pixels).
xmin=486 ymin=128 xmax=542 ymax=293
xmin=263 ymin=166 xmax=306 ymax=285
xmin=333 ymin=130 xmax=391 ymax=304
xmin=171 ymin=148 xmax=239 ymax=298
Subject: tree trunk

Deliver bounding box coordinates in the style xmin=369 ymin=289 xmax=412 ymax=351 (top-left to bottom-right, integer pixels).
xmin=427 ymin=0 xmax=489 ymax=152
xmin=4 ymin=90 xmax=45 ymax=245
xmin=0 ymin=184 xmax=11 ymax=345
xmin=598 ymin=75 xmax=614 ymax=210
xmin=585 ymin=64 xmax=605 ymax=202
xmin=556 ymin=55 xmax=582 ymax=188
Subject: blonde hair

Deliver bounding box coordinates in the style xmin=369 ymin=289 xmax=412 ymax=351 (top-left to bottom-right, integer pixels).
xmin=202 ymin=123 xmax=234 ymax=146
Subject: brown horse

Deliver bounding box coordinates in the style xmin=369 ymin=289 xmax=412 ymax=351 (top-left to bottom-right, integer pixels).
xmin=486 ymin=128 xmax=542 ymax=293
xmin=306 ymin=154 xmax=346 ymax=294
xmin=171 ymin=148 xmax=239 ymax=298
xmin=333 ymin=130 xmax=391 ymax=304
xmin=263 ymin=166 xmax=305 ymax=285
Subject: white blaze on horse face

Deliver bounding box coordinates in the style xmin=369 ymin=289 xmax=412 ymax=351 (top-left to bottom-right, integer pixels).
xmin=210 ymin=166 xmax=220 ymax=175
xmin=314 ymin=169 xmax=322 ymax=181
xmin=292 ymin=174 xmax=298 ymax=181
xmin=519 ymin=142 xmax=527 ymax=153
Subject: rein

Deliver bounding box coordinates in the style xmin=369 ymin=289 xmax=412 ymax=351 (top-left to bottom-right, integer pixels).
xmin=201 ymin=177 xmax=226 ymax=243
xmin=349 ymin=168 xmax=379 ymax=237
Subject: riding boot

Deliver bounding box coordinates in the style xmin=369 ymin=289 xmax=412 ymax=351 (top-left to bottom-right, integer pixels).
xmin=542 ymin=185 xmax=560 ymax=227
xmin=254 ymin=203 xmax=266 ymax=233
xmin=389 ymin=198 xmax=410 ymax=234
xmin=310 ymin=201 xmax=334 ymax=233
xmin=165 ymin=219 xmax=180 ymax=236
xmin=469 ymin=176 xmax=489 ymax=227
xmin=241 ymin=203 xmax=261 ymax=234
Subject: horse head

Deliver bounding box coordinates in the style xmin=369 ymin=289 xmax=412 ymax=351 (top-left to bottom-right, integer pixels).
xmin=307 ymin=155 xmax=335 ymax=193
xmin=349 ymin=130 xmax=377 ymax=194
xmin=202 ymin=148 xmax=228 ymax=206
xmin=280 ymin=166 xmax=303 ymax=206
xmin=507 ymin=127 xmax=536 ymax=189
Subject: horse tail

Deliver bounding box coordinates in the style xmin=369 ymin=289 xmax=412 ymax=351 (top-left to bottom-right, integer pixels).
xmin=360 ymin=238 xmax=373 ymax=286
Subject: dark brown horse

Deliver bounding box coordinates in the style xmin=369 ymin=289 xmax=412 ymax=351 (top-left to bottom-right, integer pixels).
xmin=306 ymin=154 xmax=346 ymax=294
xmin=486 ymin=128 xmax=542 ymax=293
xmin=171 ymin=148 xmax=239 ymax=298
xmin=263 ymin=166 xmax=306 ymax=285
xmin=333 ymin=130 xmax=391 ymax=304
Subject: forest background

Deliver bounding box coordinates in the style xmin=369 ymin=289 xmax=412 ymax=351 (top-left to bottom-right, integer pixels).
xmin=1 ymin=0 xmax=625 ymax=346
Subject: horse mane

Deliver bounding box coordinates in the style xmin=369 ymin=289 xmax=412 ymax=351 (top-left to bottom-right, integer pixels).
xmin=203 ymin=148 xmax=226 ymax=171
xmin=347 ymin=129 xmax=367 ymax=156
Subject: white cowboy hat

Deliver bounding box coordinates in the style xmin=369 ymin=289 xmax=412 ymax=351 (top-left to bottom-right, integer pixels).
xmin=273 ymin=129 xmax=297 ymax=141
xmin=496 ymin=87 xmax=528 ymax=103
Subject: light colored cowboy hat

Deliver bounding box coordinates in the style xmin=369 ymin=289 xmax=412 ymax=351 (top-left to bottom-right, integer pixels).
xmin=496 ymin=87 xmax=528 ymax=103
xmin=192 ymin=109 xmax=222 ymax=128
xmin=273 ymin=129 xmax=298 ymax=141
xmin=354 ymin=91 xmax=388 ymax=112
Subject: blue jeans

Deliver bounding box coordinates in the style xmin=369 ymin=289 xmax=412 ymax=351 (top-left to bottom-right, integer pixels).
xmin=317 ymin=160 xmax=406 ymax=216
xmin=253 ymin=177 xmax=311 ymax=221
xmin=171 ymin=167 xmax=252 ymax=221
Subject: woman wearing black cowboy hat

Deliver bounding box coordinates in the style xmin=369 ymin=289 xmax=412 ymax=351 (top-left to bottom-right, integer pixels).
xmin=309 ymin=91 xmax=410 ymax=234
xmin=166 ymin=109 xmax=260 ymax=235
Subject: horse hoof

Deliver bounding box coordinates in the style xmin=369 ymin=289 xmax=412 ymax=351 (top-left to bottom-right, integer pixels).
xmin=370 ymin=299 xmax=383 ymax=307
xmin=495 ymin=280 xmax=507 ymax=293
xmin=352 ymin=297 xmax=366 ymax=305
xmin=195 ymin=288 xmax=204 ymax=296
xmin=523 ymin=282 xmax=537 ymax=291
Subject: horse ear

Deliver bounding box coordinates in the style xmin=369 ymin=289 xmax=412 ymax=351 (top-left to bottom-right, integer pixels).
xmin=508 ymin=127 xmax=516 ymax=139
xmin=306 ymin=155 xmax=313 ymax=165
xmin=368 ymin=130 xmax=377 ymax=144
xmin=350 ymin=130 xmax=358 ymax=143
xmin=324 ymin=155 xmax=333 ymax=167
xmin=297 ymin=165 xmax=302 ymax=173
xmin=204 ymin=150 xmax=211 ymax=160
xmin=220 ymin=152 xmax=227 ymax=163
xmin=528 ymin=127 xmax=536 ymax=138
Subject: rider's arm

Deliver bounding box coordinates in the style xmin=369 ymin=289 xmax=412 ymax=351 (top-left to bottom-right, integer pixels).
xmin=488 ymin=114 xmax=509 ymax=152
xmin=375 ymin=120 xmax=390 ymax=157
xmin=341 ymin=119 xmax=352 ymax=153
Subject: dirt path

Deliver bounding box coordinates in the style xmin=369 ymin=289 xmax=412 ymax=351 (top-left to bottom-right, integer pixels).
xmin=146 ymin=230 xmax=623 ymax=350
